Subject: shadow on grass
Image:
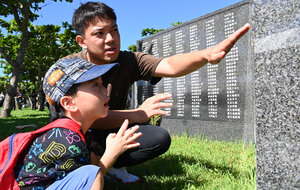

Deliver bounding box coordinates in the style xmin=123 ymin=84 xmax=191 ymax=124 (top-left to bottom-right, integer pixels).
xmin=196 ymin=158 xmax=246 ymax=179
xmin=104 ymin=154 xmax=206 ymax=190
xmin=0 ymin=116 xmax=49 ymax=141
xmin=103 ymin=152 xmax=250 ymax=190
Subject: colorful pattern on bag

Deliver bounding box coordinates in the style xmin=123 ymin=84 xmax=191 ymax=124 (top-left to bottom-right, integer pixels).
xmin=15 ymin=128 xmax=90 ymax=189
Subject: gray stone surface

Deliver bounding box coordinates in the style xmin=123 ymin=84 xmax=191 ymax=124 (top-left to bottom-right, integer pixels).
xmin=135 ymin=1 xmax=255 ymax=143
xmin=252 ymin=0 xmax=300 ymax=189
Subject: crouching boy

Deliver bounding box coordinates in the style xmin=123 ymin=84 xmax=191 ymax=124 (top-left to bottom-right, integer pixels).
xmin=14 ymin=58 xmax=142 ymax=189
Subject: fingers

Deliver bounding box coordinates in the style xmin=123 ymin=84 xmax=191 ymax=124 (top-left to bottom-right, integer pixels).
xmin=106 ymin=84 xmax=112 ymax=96
xmin=116 ymin=122 xmax=142 ymax=142
xmin=230 ymin=23 xmax=250 ymax=42
xmin=180 ymin=24 xmax=248 ymax=67
xmin=152 ymin=102 xmax=173 ymax=109
xmin=116 ymin=119 xmax=129 ymax=138
xmin=210 ymin=23 xmax=249 ymax=61
xmin=106 ymin=133 xmax=116 ymax=138
xmin=137 ymin=93 xmax=172 ymax=118
xmin=144 ymin=93 xmax=173 ymax=109
xmin=124 ymin=125 xmax=140 ymax=138
xmin=148 ymin=93 xmax=172 ymax=104
xmin=122 ymin=125 xmax=143 ymax=150
xmin=210 ymin=51 xmax=226 ymax=64
xmin=225 ymin=23 xmax=250 ymax=49
xmin=151 ymin=109 xmax=169 ymax=116
xmin=126 ymin=141 xmax=141 ymax=149
xmin=126 ymin=132 xmax=143 ymax=145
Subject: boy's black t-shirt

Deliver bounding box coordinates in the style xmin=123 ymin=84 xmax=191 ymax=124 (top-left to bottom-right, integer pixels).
xmin=15 ymin=120 xmax=90 ymax=189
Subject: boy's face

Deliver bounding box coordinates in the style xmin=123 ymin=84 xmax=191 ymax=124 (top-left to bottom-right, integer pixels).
xmin=72 ymin=76 xmax=110 ymax=120
xmin=78 ymin=18 xmax=120 ymax=65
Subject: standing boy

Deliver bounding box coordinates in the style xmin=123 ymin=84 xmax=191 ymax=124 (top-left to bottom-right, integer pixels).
xmin=14 ymin=57 xmax=142 ymax=189
xmin=62 ymin=1 xmax=250 ymax=183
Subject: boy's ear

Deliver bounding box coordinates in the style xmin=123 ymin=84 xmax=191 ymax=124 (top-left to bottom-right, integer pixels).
xmin=76 ymin=35 xmax=87 ymax=49
xmin=60 ymin=96 xmax=78 ymax=112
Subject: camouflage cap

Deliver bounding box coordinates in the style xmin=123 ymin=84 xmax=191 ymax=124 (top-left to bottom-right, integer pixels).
xmin=43 ymin=57 xmax=119 ymax=106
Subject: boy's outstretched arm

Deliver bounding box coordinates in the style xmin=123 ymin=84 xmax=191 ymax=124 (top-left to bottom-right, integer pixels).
xmin=154 ymin=23 xmax=250 ymax=77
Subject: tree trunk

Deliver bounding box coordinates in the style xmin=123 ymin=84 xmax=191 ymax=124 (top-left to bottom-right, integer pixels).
xmin=38 ymin=91 xmax=45 ymax=111
xmin=36 ymin=74 xmax=45 ymax=111
xmin=0 ymin=68 xmax=21 ymax=117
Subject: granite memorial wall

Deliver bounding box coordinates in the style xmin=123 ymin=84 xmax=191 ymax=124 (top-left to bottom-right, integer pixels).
xmin=252 ymin=0 xmax=300 ymax=189
xmin=134 ymin=1 xmax=255 ymax=143
xmin=132 ymin=0 xmax=300 ymax=189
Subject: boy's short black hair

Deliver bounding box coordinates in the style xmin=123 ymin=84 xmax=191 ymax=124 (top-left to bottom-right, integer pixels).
xmin=49 ymin=83 xmax=80 ymax=122
xmin=72 ymin=1 xmax=117 ymax=37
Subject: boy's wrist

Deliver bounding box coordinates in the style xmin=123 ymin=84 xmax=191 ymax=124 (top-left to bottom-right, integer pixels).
xmin=98 ymin=152 xmax=117 ymax=175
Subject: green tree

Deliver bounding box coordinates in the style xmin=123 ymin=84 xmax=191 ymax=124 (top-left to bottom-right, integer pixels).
xmin=127 ymin=44 xmax=136 ymax=52
xmin=128 ymin=22 xmax=182 ymax=52
xmin=0 ymin=75 xmax=9 ymax=93
xmin=22 ymin=23 xmax=80 ymax=110
xmin=0 ymin=0 xmax=73 ymax=117
xmin=2 ymin=22 xmax=80 ymax=111
xmin=141 ymin=28 xmax=164 ymax=37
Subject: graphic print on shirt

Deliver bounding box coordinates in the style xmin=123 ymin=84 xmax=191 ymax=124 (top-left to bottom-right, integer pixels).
xmin=25 ymin=162 xmax=37 ymax=172
xmin=69 ymin=145 xmax=82 ymax=157
xmin=64 ymin=129 xmax=81 ymax=144
xmin=15 ymin=126 xmax=90 ymax=189
xmin=39 ymin=141 xmax=66 ymax=164
xmin=61 ymin=158 xmax=77 ymax=171
xmin=31 ymin=142 xmax=43 ymax=157
xmin=48 ymin=128 xmax=63 ymax=139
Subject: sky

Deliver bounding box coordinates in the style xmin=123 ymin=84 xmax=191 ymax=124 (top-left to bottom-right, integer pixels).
xmin=34 ymin=0 xmax=242 ymax=51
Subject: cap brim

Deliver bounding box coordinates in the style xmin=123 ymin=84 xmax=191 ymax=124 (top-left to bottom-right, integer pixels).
xmin=75 ymin=63 xmax=119 ymax=84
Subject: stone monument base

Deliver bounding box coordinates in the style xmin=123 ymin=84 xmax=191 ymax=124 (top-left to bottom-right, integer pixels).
xmin=160 ymin=118 xmax=254 ymax=143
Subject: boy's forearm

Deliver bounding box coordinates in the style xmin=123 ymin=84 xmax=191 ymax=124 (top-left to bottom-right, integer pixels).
xmin=90 ymin=170 xmax=104 ymax=190
xmin=98 ymin=152 xmax=117 ymax=175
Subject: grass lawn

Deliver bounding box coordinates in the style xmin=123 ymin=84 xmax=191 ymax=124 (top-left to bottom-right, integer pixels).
xmin=0 ymin=108 xmax=50 ymax=141
xmin=0 ymin=108 xmax=256 ymax=190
